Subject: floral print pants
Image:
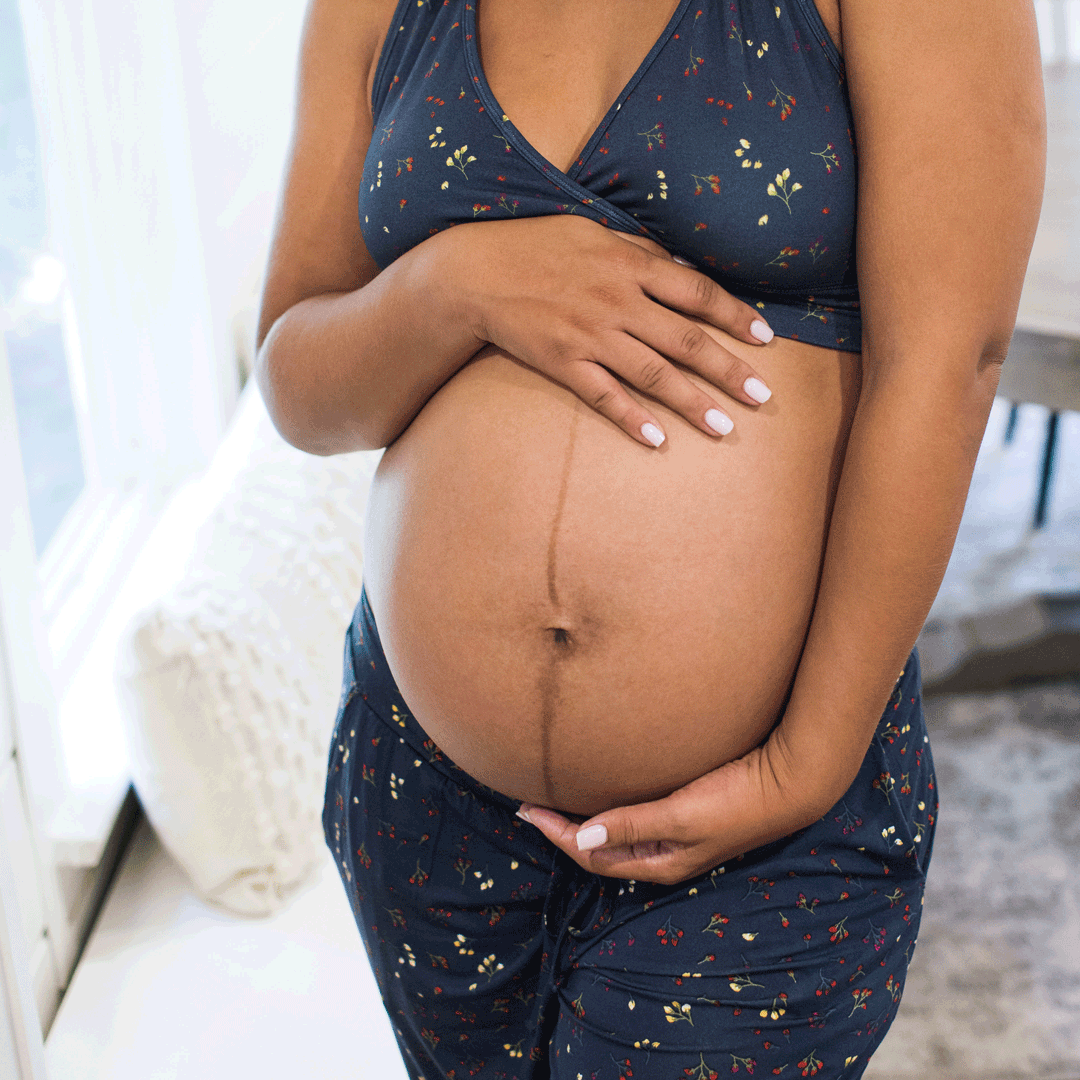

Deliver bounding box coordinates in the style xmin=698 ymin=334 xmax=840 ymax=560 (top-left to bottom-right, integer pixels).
xmin=324 ymin=589 xmax=937 ymax=1080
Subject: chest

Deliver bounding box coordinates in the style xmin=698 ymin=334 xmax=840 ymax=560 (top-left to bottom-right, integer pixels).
xmin=476 ymin=0 xmax=843 ymax=176
xmin=361 ymin=0 xmax=861 ymax=350
xmin=476 ymin=0 xmax=685 ymax=174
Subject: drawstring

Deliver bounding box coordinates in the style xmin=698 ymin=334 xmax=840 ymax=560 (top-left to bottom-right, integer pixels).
xmin=543 ymin=855 xmax=610 ymax=983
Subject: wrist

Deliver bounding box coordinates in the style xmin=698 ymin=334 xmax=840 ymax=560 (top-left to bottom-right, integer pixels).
xmin=419 ymin=222 xmax=495 ymax=348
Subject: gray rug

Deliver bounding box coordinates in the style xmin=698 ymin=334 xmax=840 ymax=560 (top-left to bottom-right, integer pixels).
xmin=865 ymin=680 xmax=1080 ymax=1080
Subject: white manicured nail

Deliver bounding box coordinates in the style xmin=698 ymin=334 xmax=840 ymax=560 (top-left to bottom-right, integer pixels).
xmin=576 ymin=824 xmax=608 ymax=851
xmin=744 ymin=377 xmax=772 ymax=403
xmin=640 ymin=422 xmax=666 ymax=447
xmin=672 ymin=255 xmax=695 ymax=267
xmin=749 ymin=320 xmax=774 ymax=343
xmin=705 ymin=408 xmax=734 ymax=435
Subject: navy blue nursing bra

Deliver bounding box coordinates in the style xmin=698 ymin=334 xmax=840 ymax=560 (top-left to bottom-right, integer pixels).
xmin=360 ymin=0 xmax=862 ymax=351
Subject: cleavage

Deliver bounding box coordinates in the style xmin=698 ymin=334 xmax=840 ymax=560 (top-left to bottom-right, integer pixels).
xmin=474 ymin=0 xmax=683 ymax=176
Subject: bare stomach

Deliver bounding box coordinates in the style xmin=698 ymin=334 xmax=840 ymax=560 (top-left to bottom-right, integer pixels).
xmin=363 ymin=324 xmax=861 ymax=815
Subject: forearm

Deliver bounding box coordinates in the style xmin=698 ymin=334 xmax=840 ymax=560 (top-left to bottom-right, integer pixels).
xmin=772 ymin=352 xmax=1002 ymax=810
xmin=767 ymin=0 xmax=1046 ymax=812
xmin=256 ymin=229 xmax=486 ymax=455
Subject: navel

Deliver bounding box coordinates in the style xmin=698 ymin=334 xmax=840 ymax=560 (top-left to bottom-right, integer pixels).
xmin=539 ymin=404 xmax=582 ymax=801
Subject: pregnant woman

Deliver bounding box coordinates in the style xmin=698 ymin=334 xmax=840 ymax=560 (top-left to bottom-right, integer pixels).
xmin=256 ymin=0 xmax=1044 ymax=1074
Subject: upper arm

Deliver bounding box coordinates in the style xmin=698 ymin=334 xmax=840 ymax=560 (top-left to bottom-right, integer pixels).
xmin=841 ymin=0 xmax=1046 ymax=371
xmin=256 ymin=0 xmax=399 ymax=350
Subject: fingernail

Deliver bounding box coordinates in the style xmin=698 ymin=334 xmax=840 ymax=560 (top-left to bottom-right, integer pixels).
xmin=743 ymin=377 xmax=772 ymax=403
xmin=516 ymin=808 xmax=532 ymax=824
xmin=640 ymin=422 xmax=666 ymax=447
xmin=749 ymin=320 xmax=774 ymax=344
xmin=576 ymin=824 xmax=608 ymax=851
xmin=672 ymin=255 xmax=694 ymax=267
xmin=704 ymin=408 xmax=734 ymax=435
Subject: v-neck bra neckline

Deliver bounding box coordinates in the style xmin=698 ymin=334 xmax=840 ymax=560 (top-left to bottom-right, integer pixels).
xmin=363 ymin=0 xmax=864 ymax=351
xmin=463 ymin=0 xmax=693 ymax=184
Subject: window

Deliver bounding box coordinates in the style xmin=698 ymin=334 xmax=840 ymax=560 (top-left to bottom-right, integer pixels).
xmin=1 ymin=0 xmax=304 ymax=1039
xmin=1 ymin=0 xmax=240 ymax=1033
xmin=1 ymin=5 xmax=85 ymax=556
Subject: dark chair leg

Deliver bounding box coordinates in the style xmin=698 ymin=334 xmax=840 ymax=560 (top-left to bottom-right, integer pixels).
xmin=1033 ymin=410 xmax=1060 ymax=531
xmin=1003 ymin=402 xmax=1020 ymax=444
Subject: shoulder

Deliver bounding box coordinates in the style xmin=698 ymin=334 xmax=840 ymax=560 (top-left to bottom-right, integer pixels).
xmin=836 ymin=0 xmax=1042 ymax=131
xmin=257 ymin=0 xmax=402 ymax=349
xmin=297 ymin=0 xmax=402 ymax=121
xmin=836 ymin=0 xmax=1044 ymax=358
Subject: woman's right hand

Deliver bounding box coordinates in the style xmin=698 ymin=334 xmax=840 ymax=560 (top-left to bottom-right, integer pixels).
xmin=450 ymin=214 xmax=775 ymax=447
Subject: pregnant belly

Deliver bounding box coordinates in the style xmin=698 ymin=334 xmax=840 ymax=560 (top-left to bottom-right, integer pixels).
xmin=362 ymin=325 xmax=861 ymax=815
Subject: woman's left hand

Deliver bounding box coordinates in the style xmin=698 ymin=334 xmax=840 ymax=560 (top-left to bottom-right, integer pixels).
xmin=516 ymin=734 xmax=832 ymax=885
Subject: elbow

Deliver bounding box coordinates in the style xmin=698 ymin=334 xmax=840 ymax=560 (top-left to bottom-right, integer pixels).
xmin=949 ymin=340 xmax=1008 ymax=424
xmin=253 ymin=360 xmax=330 ymax=456
xmin=946 ymin=341 xmax=1008 ymax=455
xmin=976 ymin=339 xmax=1007 ymax=393
xmin=255 ymin=315 xmax=391 ymax=456
xmin=255 ymin=320 xmax=326 ymax=454
xmin=963 ymin=336 xmax=1009 ymax=428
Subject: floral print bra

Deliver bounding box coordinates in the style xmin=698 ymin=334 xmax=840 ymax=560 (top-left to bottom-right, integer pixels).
xmin=360 ymin=0 xmax=861 ymax=352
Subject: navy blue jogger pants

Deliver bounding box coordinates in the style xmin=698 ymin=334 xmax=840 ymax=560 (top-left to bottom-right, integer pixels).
xmin=323 ymin=588 xmax=937 ymax=1080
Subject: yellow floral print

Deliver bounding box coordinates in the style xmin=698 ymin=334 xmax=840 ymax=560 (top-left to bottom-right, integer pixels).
xmin=447 ymin=145 xmax=476 ymax=177
xmin=734 ymin=138 xmax=762 ymax=169
xmin=663 ymin=1001 xmax=694 ymax=1025
xmin=767 ymin=168 xmax=802 ymax=212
